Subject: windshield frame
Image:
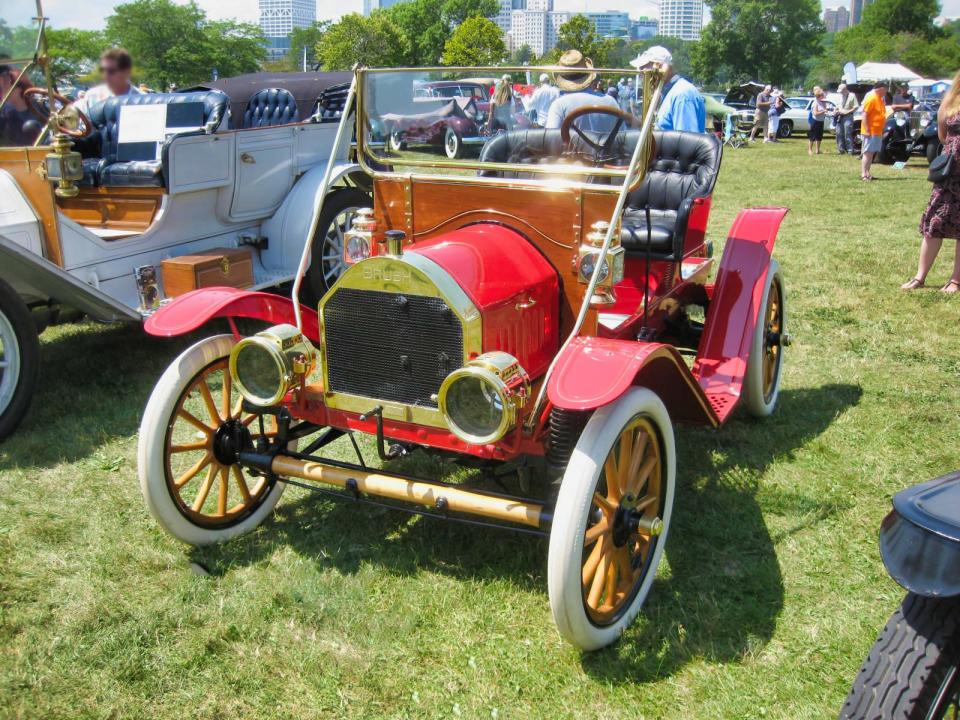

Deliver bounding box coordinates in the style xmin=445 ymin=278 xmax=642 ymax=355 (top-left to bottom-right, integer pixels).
xmin=355 ymin=65 xmax=661 ymax=191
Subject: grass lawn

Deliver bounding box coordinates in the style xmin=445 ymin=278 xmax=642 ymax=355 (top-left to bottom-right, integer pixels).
xmin=2 ymin=138 xmax=958 ymax=720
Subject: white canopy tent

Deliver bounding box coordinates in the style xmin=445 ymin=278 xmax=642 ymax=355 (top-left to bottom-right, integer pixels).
xmin=852 ymin=62 xmax=921 ymax=83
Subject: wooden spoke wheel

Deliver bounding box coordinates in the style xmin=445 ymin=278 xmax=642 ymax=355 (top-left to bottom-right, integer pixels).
xmin=164 ymin=358 xmax=277 ymax=529
xmin=581 ymin=415 xmax=664 ymax=625
xmin=743 ymin=261 xmax=787 ymax=418
xmin=548 ymin=388 xmax=675 ymax=651
xmin=138 ymin=335 xmax=287 ymax=546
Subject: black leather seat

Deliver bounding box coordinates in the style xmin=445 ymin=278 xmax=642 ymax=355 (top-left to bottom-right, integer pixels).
xmin=241 ymin=88 xmax=298 ymax=129
xmin=621 ymin=131 xmax=722 ymax=259
xmin=77 ymin=90 xmax=229 ymax=188
xmin=479 ymin=129 xmax=722 ymax=259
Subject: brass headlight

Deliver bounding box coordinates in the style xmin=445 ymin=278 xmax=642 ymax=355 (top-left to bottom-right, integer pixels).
xmin=438 ymin=352 xmax=530 ymax=445
xmin=229 ymin=324 xmax=317 ymax=406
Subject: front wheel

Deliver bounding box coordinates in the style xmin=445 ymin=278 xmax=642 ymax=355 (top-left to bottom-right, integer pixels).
xmin=778 ymin=120 xmax=793 ymax=139
xmin=840 ymin=593 xmax=960 ymax=719
xmin=548 ymin=388 xmax=676 ymax=651
xmin=743 ymin=261 xmax=786 ymax=417
xmin=137 ymin=334 xmax=286 ymax=546
xmin=0 ymin=278 xmax=39 ymax=440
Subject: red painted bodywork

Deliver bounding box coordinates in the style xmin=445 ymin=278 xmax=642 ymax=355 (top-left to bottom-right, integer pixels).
xmin=693 ymin=206 xmax=788 ymax=422
xmin=412 ymin=224 xmax=559 ymax=378
xmin=144 ymin=287 xmax=320 ymax=342
xmin=546 ymin=206 xmax=787 ymax=426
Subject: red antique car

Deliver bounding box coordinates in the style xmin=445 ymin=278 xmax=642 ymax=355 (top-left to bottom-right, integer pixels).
xmin=137 ymin=65 xmax=789 ymax=651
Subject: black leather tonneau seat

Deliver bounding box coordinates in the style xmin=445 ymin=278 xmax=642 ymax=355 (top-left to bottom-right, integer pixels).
xmin=241 ymin=88 xmax=298 ymax=128
xmin=77 ymin=90 xmax=229 ymax=188
xmin=479 ymin=129 xmax=722 ymax=259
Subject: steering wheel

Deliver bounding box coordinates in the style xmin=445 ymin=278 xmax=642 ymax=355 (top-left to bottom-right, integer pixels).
xmin=560 ymin=105 xmax=639 ymax=164
xmin=23 ymin=87 xmax=92 ymax=139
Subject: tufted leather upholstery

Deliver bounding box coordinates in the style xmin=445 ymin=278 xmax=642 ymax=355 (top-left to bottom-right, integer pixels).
xmin=313 ymin=82 xmax=350 ymax=123
xmin=82 ymin=90 xmax=229 ymax=187
xmin=479 ymin=128 xmax=721 ymax=259
xmin=241 ymin=88 xmax=299 ymax=129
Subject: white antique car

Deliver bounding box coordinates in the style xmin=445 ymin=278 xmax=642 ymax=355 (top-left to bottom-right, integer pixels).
xmin=0 ymin=6 xmax=368 ymax=438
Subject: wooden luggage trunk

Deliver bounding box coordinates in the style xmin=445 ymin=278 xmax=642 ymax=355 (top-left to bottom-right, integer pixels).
xmin=161 ymin=247 xmax=254 ymax=298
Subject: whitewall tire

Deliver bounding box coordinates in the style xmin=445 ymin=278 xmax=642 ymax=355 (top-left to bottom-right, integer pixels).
xmin=137 ymin=334 xmax=286 ymax=546
xmin=743 ymin=261 xmax=786 ymax=418
xmin=548 ymin=388 xmax=676 ymax=651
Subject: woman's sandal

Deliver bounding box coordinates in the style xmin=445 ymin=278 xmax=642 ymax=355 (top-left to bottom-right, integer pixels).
xmin=901 ymin=277 xmax=925 ymax=290
xmin=941 ymin=279 xmax=960 ymax=294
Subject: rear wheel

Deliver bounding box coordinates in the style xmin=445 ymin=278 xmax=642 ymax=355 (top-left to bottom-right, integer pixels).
xmin=743 ymin=261 xmax=786 ymax=418
xmin=840 ymin=593 xmax=960 ymax=719
xmin=304 ymin=187 xmax=370 ymax=302
xmin=778 ymin=120 xmax=793 ymax=139
xmin=0 ymin=278 xmax=38 ymax=440
xmin=548 ymin=388 xmax=675 ymax=651
xmin=444 ymin=127 xmax=463 ymax=159
xmin=138 ymin=334 xmax=287 ymax=546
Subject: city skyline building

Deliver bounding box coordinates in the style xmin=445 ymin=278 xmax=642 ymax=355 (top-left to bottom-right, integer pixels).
xmin=630 ymin=16 xmax=659 ymax=40
xmin=823 ymin=5 xmax=850 ymax=32
xmin=849 ymin=0 xmax=875 ymax=25
xmin=658 ymin=0 xmax=703 ymax=41
xmin=259 ymin=0 xmax=316 ymax=61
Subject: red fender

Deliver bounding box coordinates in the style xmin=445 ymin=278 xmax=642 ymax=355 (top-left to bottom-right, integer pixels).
xmin=144 ymin=287 xmax=320 ymax=341
xmin=693 ymin=206 xmax=788 ymax=422
xmin=546 ymin=336 xmax=719 ymax=427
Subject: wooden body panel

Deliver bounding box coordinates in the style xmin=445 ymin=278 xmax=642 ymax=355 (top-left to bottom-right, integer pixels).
xmin=161 ymin=247 xmax=254 ymax=298
xmin=0 ymin=147 xmax=63 ymax=266
xmin=373 ymin=175 xmax=618 ymax=337
xmin=58 ymin=186 xmax=164 ymax=233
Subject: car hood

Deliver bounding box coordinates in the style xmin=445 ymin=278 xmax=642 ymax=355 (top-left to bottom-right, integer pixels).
xmin=724 ymin=82 xmax=765 ymax=106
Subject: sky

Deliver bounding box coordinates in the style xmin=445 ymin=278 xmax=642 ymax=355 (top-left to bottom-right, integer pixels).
xmin=4 ymin=0 xmax=959 ymax=31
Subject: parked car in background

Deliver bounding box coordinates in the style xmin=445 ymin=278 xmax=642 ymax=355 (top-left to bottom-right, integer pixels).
xmin=724 ymin=81 xmax=763 ymax=131
xmin=0 ymin=14 xmax=369 ymax=439
xmin=777 ymin=96 xmax=837 ymax=138
xmin=907 ymin=99 xmax=942 ymax=164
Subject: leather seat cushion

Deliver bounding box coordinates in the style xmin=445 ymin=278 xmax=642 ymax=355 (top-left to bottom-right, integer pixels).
xmin=99 ymin=160 xmax=164 ymax=187
xmin=621 ymin=208 xmax=677 ymax=255
xmin=242 ymin=88 xmax=298 ymax=128
xmin=79 ymin=157 xmax=102 ymax=187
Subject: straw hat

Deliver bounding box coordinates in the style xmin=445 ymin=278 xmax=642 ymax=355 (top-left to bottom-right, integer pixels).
xmin=555 ymin=49 xmax=596 ymax=92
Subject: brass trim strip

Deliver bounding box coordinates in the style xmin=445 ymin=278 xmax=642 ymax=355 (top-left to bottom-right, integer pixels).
xmin=413 ymin=208 xmax=575 ymax=249
xmin=271 ymin=455 xmax=544 ymax=528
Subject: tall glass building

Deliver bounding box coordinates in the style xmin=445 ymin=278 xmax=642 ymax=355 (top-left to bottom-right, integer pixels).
xmin=659 ymin=0 xmax=703 ymax=41
xmin=259 ymin=0 xmax=316 ymax=61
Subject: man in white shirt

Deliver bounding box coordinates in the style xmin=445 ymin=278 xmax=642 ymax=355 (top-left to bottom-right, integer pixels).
xmin=529 ymin=73 xmax=560 ymax=126
xmin=75 ymin=47 xmax=142 ymax=115
xmin=544 ymin=50 xmax=619 ymax=134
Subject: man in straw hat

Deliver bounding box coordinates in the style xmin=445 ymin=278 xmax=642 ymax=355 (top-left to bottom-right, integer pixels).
xmin=630 ymin=45 xmax=705 ymax=134
xmin=544 ymin=49 xmax=619 ymax=133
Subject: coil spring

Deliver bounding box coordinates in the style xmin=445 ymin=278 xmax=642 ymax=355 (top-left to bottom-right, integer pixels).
xmin=546 ymin=407 xmax=590 ymax=474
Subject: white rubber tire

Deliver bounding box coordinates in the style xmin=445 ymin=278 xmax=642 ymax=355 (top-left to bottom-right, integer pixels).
xmin=548 ymin=388 xmax=676 ymax=651
xmin=137 ymin=334 xmax=285 ymax=546
xmin=742 ymin=261 xmax=785 ymax=418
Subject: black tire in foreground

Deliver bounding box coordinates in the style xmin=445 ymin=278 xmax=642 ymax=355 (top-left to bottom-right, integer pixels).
xmin=840 ymin=593 xmax=960 ymax=719
xmin=0 ymin=277 xmax=39 ymax=440
xmin=304 ymin=187 xmax=372 ymax=303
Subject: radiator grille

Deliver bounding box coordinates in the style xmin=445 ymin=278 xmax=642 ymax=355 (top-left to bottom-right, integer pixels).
xmin=324 ymin=288 xmax=464 ymax=408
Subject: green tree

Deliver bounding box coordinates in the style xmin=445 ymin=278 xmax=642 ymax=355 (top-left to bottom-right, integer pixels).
xmin=510 ymin=44 xmax=534 ymax=65
xmin=384 ymin=0 xmax=498 ymax=66
xmin=692 ymin=0 xmax=823 ymax=87
xmin=316 ymin=12 xmax=409 ymax=71
xmin=286 ymin=21 xmax=329 ymax=71
xmin=442 ymin=16 xmax=506 ymax=66
xmin=0 ymin=21 xmax=41 ymax=61
xmin=861 ymin=0 xmax=942 ymax=40
xmin=45 ymin=28 xmax=105 ymax=82
xmin=555 ymin=15 xmax=600 ymax=60
xmin=106 ymin=0 xmax=265 ymax=88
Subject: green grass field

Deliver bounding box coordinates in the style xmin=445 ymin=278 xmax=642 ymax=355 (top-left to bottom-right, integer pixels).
xmin=2 ymin=139 xmax=958 ymax=719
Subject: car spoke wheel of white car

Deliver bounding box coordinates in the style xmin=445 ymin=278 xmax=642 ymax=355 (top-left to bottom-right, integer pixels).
xmin=138 ymin=334 xmax=286 ymax=545
xmin=743 ymin=261 xmax=786 ymax=417
xmin=778 ymin=120 xmax=793 ymax=138
xmin=548 ymin=388 xmax=675 ymax=651
xmin=306 ymin=187 xmax=370 ymax=300
xmin=0 ymin=278 xmax=39 ymax=441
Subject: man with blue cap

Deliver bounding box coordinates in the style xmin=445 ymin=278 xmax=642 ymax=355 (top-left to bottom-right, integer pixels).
xmin=631 ymin=45 xmax=705 ymax=133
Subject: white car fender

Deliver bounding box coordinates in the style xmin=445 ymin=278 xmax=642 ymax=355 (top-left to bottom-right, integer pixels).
xmin=259 ymin=162 xmax=367 ymax=274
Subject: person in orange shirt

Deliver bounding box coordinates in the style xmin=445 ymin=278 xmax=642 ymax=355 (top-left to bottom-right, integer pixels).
xmin=860 ymin=81 xmax=888 ymax=181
